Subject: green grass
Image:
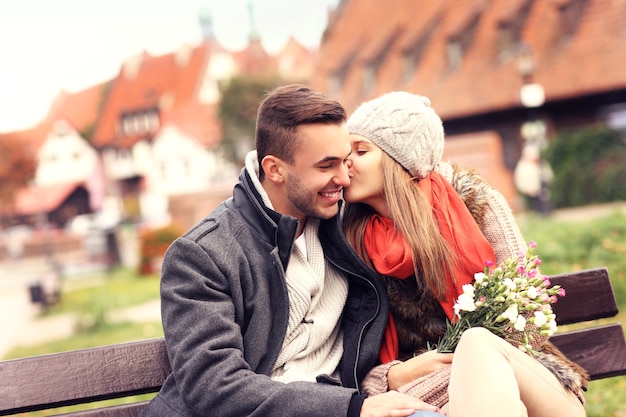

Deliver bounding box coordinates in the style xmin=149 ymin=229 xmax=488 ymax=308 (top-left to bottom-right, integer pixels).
xmin=43 ymin=267 xmax=161 ymax=316
xmin=3 ymin=321 xmax=164 ymax=360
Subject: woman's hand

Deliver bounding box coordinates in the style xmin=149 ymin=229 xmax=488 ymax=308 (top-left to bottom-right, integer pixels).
xmin=387 ymin=350 xmax=453 ymax=390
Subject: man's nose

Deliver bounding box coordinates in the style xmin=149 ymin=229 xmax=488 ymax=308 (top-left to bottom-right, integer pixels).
xmin=336 ymin=161 xmax=351 ymax=186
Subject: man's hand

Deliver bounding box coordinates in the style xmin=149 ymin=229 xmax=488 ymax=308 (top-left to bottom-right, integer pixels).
xmin=360 ymin=390 xmax=442 ymax=417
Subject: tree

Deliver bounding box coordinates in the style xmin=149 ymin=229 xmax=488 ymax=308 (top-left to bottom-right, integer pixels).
xmin=0 ymin=135 xmax=37 ymax=214
xmin=218 ymin=75 xmax=281 ymax=167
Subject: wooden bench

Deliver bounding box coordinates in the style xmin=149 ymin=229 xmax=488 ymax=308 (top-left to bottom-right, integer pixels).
xmin=0 ymin=267 xmax=624 ymax=416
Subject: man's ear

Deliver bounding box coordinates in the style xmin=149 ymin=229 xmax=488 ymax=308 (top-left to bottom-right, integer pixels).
xmin=261 ymin=155 xmax=285 ymax=184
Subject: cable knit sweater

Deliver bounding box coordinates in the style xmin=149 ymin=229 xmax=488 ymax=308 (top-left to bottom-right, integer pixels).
xmin=270 ymin=217 xmax=348 ymax=382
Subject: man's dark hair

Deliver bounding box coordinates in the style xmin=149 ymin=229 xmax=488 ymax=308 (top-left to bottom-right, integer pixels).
xmin=255 ymin=84 xmax=346 ymax=179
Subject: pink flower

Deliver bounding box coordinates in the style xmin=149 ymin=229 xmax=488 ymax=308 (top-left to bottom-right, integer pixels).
xmin=558 ymin=288 xmax=566 ymax=297
xmin=529 ymin=241 xmax=537 ymax=249
xmin=485 ymin=260 xmax=495 ymax=268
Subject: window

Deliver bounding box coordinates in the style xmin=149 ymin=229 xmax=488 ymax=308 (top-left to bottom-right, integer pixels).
xmin=496 ymin=0 xmax=533 ymax=60
xmin=401 ymin=19 xmax=438 ymax=84
xmin=556 ymin=0 xmax=588 ymax=42
xmin=402 ymin=57 xmax=416 ymax=84
xmin=446 ymin=39 xmax=463 ymax=71
xmin=362 ymin=65 xmax=376 ymax=95
xmin=120 ymin=109 xmax=159 ymax=136
xmin=445 ymin=10 xmax=481 ymax=71
xmin=329 ymin=75 xmax=342 ymax=97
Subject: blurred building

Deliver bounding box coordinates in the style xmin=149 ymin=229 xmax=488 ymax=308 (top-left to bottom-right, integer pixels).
xmin=90 ymin=11 xmax=316 ymax=227
xmin=1 ymin=8 xmax=318 ymax=233
xmin=1 ymin=83 xmax=108 ymax=229
xmin=311 ymin=0 xmax=626 ymax=208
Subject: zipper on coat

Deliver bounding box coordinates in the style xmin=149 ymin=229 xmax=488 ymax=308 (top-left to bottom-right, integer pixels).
xmin=329 ymin=259 xmax=381 ymax=392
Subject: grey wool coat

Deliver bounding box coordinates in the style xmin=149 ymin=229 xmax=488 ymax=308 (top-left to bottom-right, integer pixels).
xmin=140 ymin=168 xmax=389 ymax=417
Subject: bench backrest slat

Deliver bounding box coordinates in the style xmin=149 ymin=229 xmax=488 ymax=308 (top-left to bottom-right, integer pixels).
xmin=549 ymin=267 xmax=618 ymax=325
xmin=0 ymin=339 xmax=169 ymax=416
xmin=550 ymin=323 xmax=626 ymax=380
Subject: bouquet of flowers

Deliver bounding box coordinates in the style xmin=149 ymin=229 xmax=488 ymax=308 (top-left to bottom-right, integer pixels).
xmin=436 ymin=242 xmax=565 ymax=354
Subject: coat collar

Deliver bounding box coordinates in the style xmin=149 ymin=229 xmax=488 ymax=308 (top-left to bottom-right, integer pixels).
xmin=227 ymin=167 xmax=299 ymax=271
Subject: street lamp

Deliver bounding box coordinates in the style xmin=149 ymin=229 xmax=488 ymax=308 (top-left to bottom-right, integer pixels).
xmin=514 ymin=43 xmax=552 ymax=215
xmin=516 ymin=43 xmax=545 ymax=108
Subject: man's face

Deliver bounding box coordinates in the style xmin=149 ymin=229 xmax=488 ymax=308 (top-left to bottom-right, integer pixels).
xmin=278 ymin=122 xmax=351 ymax=222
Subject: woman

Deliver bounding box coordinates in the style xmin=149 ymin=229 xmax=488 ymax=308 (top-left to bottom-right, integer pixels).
xmin=342 ymin=91 xmax=588 ymax=417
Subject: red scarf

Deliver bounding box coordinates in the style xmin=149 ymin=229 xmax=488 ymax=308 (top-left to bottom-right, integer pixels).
xmin=363 ymin=171 xmax=495 ymax=363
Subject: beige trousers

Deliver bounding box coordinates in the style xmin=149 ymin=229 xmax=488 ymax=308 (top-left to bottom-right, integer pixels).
xmin=446 ymin=327 xmax=586 ymax=417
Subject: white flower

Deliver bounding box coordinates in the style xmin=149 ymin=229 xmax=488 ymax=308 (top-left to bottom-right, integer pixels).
xmin=548 ymin=318 xmax=558 ymax=334
xmin=533 ymin=310 xmax=547 ymax=327
xmin=502 ymin=304 xmax=519 ymax=324
xmin=454 ymin=285 xmax=478 ymax=316
xmin=462 ymin=283 xmax=475 ymax=297
xmin=454 ymin=293 xmax=477 ymax=316
xmin=527 ymin=286 xmax=538 ymax=299
xmin=474 ymin=272 xmax=486 ymax=284
xmin=514 ymin=314 xmax=527 ymax=331
xmin=503 ymin=278 xmax=516 ymax=290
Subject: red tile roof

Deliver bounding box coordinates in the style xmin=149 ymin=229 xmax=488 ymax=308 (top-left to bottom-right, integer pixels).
xmin=0 ymin=83 xmax=107 ymax=153
xmin=92 ymin=44 xmax=220 ymax=149
xmin=44 ymin=82 xmax=110 ymax=134
xmin=0 ymin=125 xmax=48 ymax=156
xmin=275 ymin=36 xmax=318 ymax=82
xmin=312 ymin=0 xmax=626 ymax=117
xmin=232 ymin=38 xmax=276 ymax=75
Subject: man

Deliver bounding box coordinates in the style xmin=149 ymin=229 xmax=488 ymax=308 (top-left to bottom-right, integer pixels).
xmin=140 ymin=85 xmax=439 ymax=417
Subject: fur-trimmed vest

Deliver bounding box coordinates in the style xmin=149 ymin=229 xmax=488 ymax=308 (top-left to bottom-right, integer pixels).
xmin=381 ymin=163 xmax=589 ymax=402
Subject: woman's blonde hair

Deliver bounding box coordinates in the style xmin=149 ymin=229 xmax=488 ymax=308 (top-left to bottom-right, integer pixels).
xmin=343 ymin=152 xmax=456 ymax=299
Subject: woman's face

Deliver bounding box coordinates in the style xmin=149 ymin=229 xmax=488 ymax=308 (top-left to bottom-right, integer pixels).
xmin=343 ymin=134 xmax=387 ymax=215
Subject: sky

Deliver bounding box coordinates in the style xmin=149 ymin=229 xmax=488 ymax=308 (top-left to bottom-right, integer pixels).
xmin=0 ymin=0 xmax=340 ymax=133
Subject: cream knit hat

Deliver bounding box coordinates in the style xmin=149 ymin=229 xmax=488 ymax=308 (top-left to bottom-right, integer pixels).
xmin=347 ymin=91 xmax=444 ymax=179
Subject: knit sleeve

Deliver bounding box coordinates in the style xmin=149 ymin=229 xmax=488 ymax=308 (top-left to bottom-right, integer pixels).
xmin=481 ymin=186 xmax=528 ymax=264
xmin=361 ymin=360 xmax=402 ymax=395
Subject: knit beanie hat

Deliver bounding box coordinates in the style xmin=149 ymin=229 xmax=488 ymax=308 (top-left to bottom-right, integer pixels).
xmin=347 ymin=91 xmax=444 ymax=179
